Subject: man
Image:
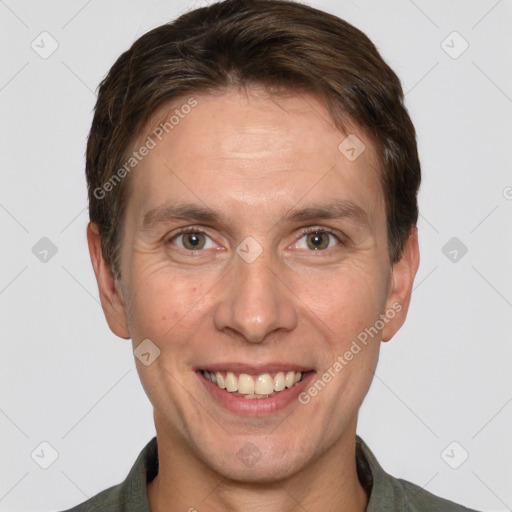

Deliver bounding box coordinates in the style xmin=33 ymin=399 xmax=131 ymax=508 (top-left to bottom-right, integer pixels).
xmin=64 ymin=0 xmax=479 ymax=510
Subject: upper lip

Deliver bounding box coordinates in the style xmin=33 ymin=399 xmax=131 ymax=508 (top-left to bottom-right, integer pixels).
xmin=196 ymin=363 xmax=314 ymax=374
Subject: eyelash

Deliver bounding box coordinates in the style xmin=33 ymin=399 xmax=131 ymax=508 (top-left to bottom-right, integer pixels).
xmin=167 ymin=225 xmax=344 ymax=251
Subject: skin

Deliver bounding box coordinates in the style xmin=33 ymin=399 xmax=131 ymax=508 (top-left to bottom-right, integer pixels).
xmin=87 ymin=86 xmax=419 ymax=512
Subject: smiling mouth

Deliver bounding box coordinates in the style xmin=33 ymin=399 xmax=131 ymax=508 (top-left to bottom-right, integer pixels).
xmin=200 ymin=369 xmax=309 ymax=399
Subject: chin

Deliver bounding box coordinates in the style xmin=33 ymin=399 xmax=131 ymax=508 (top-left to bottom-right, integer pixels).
xmin=199 ymin=440 xmax=311 ymax=484
xmin=218 ymin=459 xmax=304 ymax=485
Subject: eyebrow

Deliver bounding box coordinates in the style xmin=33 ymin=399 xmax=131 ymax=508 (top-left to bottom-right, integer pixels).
xmin=141 ymin=202 xmax=221 ymax=230
xmin=141 ymin=199 xmax=369 ymax=231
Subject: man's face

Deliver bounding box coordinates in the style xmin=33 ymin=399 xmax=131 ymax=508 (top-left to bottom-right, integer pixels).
xmin=95 ymin=87 xmax=415 ymax=481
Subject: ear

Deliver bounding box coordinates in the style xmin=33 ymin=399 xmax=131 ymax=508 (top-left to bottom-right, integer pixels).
xmin=87 ymin=222 xmax=131 ymax=339
xmin=381 ymin=227 xmax=420 ymax=342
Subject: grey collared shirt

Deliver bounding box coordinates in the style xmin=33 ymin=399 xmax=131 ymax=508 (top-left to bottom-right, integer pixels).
xmin=59 ymin=436 xmax=479 ymax=511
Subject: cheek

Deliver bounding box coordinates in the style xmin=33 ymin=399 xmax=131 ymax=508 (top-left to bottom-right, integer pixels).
xmin=127 ymin=263 xmax=214 ymax=342
xmin=296 ymin=260 xmax=387 ymax=335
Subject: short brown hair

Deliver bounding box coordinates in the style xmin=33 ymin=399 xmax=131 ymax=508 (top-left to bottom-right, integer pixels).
xmin=86 ymin=0 xmax=421 ymax=280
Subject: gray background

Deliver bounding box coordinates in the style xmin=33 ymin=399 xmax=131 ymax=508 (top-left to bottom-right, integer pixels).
xmin=0 ymin=0 xmax=511 ymax=510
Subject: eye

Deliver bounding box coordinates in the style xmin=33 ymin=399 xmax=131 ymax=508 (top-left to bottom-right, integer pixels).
xmin=167 ymin=226 xmax=343 ymax=252
xmin=168 ymin=228 xmax=216 ymax=251
xmin=293 ymin=227 xmax=342 ymax=251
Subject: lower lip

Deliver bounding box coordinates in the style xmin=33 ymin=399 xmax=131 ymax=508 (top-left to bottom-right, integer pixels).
xmin=197 ymin=370 xmax=316 ymax=415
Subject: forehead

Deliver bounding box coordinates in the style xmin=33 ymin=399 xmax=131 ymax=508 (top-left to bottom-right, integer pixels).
xmin=125 ymin=87 xmax=384 ymax=228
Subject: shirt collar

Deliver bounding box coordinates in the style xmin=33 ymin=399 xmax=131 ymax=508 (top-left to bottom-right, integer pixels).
xmin=356 ymin=435 xmax=412 ymax=510
xmin=118 ymin=436 xmax=158 ymax=512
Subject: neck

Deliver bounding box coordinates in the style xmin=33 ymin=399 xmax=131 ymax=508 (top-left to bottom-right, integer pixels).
xmin=147 ymin=418 xmax=368 ymax=512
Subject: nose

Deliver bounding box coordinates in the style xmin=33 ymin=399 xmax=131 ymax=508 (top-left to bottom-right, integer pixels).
xmin=213 ymin=249 xmax=298 ymax=344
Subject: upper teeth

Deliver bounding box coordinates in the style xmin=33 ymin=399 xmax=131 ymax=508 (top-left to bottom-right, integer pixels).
xmin=203 ymin=370 xmax=303 ymax=395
